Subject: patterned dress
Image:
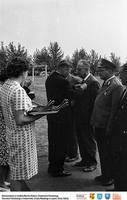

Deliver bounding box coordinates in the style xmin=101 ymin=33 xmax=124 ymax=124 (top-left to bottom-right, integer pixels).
xmin=0 ymin=83 xmax=8 ymax=165
xmin=0 ymin=79 xmax=38 ymax=180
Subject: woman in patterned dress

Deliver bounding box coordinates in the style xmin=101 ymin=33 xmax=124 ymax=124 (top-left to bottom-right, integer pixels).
xmin=0 ymin=57 xmax=53 ymax=191
xmin=0 ymin=69 xmax=9 ymax=189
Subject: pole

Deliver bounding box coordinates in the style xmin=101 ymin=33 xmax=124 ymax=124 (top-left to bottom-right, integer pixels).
xmin=45 ymin=64 xmax=48 ymax=80
xmin=32 ymin=66 xmax=34 ymax=82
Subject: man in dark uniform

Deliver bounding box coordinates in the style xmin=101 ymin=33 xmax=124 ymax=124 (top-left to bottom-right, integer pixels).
xmin=74 ymin=59 xmax=100 ymax=172
xmin=22 ymin=79 xmax=35 ymax=100
xmin=45 ymin=60 xmax=83 ymax=177
xmin=91 ymin=58 xmax=124 ymax=186
xmin=109 ymin=63 xmax=127 ymax=190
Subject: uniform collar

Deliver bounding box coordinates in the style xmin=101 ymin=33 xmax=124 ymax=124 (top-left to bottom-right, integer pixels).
xmin=105 ymin=75 xmax=115 ymax=84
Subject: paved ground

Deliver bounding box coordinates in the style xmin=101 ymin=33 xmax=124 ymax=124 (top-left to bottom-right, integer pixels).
xmin=29 ymin=154 xmax=114 ymax=192
xmin=27 ymin=117 xmax=115 ymax=192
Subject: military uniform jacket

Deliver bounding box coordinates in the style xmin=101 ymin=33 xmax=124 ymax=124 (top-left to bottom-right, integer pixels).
xmin=109 ymin=88 xmax=127 ymax=175
xmin=91 ymin=76 xmax=124 ymax=130
xmin=111 ymin=88 xmax=127 ymax=137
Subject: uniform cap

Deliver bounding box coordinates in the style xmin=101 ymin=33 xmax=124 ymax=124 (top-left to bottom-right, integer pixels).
xmin=98 ymin=58 xmax=117 ymax=71
xmin=121 ymin=63 xmax=127 ymax=72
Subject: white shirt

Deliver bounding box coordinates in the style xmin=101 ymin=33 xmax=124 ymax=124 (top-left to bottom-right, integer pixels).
xmin=82 ymin=73 xmax=91 ymax=82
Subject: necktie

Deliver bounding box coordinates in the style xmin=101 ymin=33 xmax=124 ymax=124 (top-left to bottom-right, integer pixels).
xmin=81 ymin=79 xmax=85 ymax=84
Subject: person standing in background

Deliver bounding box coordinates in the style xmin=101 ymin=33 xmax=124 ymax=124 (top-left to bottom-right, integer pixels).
xmin=0 ymin=68 xmax=9 ymax=191
xmin=109 ymin=63 xmax=127 ymax=190
xmin=91 ymin=58 xmax=124 ymax=186
xmin=74 ymin=59 xmax=100 ymax=172
xmin=22 ymin=79 xmax=35 ymax=100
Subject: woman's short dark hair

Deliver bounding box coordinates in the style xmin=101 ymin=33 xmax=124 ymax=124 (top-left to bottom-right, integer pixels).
xmin=6 ymin=57 xmax=29 ymax=78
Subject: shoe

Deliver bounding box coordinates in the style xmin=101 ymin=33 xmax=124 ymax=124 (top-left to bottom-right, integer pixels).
xmin=83 ymin=164 xmax=97 ymax=172
xmin=94 ymin=175 xmax=104 ymax=182
xmin=0 ymin=183 xmax=10 ymax=191
xmin=73 ymin=161 xmax=87 ymax=167
xmin=4 ymin=181 xmax=10 ymax=187
xmin=0 ymin=186 xmax=10 ymax=192
xmin=50 ymin=171 xmax=72 ymax=177
xmin=65 ymin=156 xmax=79 ymax=162
xmin=102 ymin=179 xmax=114 ymax=186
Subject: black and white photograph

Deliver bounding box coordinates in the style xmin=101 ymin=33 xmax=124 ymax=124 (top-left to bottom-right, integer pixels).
xmin=0 ymin=0 xmax=127 ymax=193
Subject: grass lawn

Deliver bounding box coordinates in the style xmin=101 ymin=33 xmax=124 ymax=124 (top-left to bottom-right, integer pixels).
xmin=30 ymin=76 xmax=48 ymax=158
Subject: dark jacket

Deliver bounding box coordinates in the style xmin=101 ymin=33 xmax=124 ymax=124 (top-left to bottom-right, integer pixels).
xmin=91 ymin=76 xmax=124 ymax=130
xmin=110 ymin=88 xmax=127 ymax=138
xmin=45 ymin=71 xmax=81 ymax=123
xmin=23 ymin=86 xmax=35 ymax=100
xmin=109 ymin=88 xmax=127 ymax=181
xmin=74 ymin=74 xmax=100 ymax=124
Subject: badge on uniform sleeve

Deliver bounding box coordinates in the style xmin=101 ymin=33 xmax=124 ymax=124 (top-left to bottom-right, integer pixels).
xmin=104 ymin=81 xmax=111 ymax=96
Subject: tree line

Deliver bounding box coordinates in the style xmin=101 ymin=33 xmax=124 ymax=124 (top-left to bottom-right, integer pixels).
xmin=0 ymin=41 xmax=122 ymax=76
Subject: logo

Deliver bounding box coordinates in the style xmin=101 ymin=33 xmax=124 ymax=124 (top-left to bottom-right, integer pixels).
xmin=113 ymin=193 xmax=121 ymax=200
xmin=76 ymin=193 xmax=88 ymax=200
xmin=105 ymin=193 xmax=111 ymax=199
xmin=89 ymin=193 xmax=95 ymax=200
xmin=97 ymin=193 xmax=103 ymax=200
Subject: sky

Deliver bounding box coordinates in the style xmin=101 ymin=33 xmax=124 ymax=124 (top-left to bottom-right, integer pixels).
xmin=0 ymin=0 xmax=127 ymax=63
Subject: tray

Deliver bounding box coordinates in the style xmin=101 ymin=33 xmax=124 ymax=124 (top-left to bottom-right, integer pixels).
xmin=28 ymin=110 xmax=59 ymax=116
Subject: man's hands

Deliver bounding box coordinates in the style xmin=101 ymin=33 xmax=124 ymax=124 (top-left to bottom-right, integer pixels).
xmin=44 ymin=99 xmax=69 ymax=112
xmin=44 ymin=100 xmax=55 ymax=111
xmin=31 ymin=99 xmax=69 ymax=113
xmin=52 ymin=99 xmax=69 ymax=111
